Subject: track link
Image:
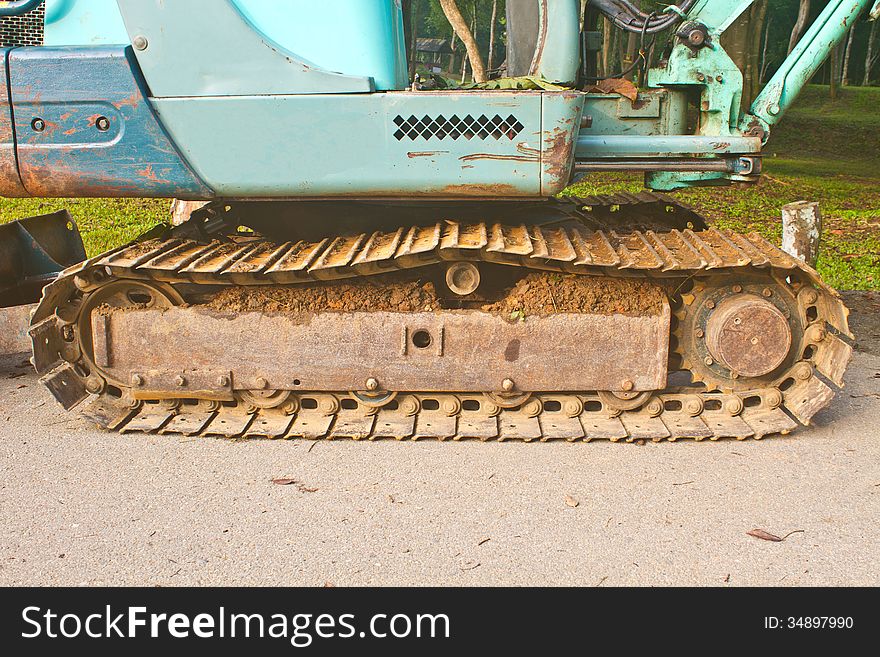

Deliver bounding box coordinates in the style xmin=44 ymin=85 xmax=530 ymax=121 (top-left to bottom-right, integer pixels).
xmin=29 ymin=194 xmax=854 ymax=442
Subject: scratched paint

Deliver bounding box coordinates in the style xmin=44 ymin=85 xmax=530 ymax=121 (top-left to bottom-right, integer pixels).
xmin=9 ymin=46 xmax=212 ymax=199
xmin=0 ymin=49 xmax=28 ymax=198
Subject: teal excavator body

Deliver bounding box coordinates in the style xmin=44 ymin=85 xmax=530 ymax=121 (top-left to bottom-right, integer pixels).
xmin=0 ymin=0 xmax=867 ymax=441
xmin=0 ymin=0 xmax=873 ymax=208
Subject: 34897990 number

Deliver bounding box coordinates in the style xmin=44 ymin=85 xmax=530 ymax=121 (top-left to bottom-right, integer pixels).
xmin=764 ymin=617 xmax=854 ymax=629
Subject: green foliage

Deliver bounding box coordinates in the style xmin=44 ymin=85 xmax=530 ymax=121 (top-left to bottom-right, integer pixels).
xmin=0 ymin=197 xmax=170 ymax=257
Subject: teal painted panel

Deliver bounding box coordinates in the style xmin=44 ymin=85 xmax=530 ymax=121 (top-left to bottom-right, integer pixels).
xmin=533 ymin=0 xmax=581 ymax=83
xmin=116 ymin=0 xmax=378 ymax=96
xmin=540 ymin=91 xmax=583 ymax=194
xmin=44 ymin=0 xmax=409 ymax=91
xmin=232 ymin=0 xmax=408 ymax=91
xmin=10 ymin=46 xmax=211 ymax=198
xmin=580 ymin=91 xmax=688 ymax=138
xmin=44 ymin=0 xmax=129 ymax=45
xmin=687 ymin=0 xmax=755 ymax=33
xmin=149 ymin=92 xmax=582 ymax=198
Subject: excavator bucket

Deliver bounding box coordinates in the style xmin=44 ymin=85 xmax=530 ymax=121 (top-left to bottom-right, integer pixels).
xmin=0 ymin=211 xmax=86 ymax=352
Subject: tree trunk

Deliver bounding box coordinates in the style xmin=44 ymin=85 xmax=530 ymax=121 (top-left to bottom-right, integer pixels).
xmin=487 ymin=0 xmax=498 ymax=73
xmin=470 ymin=1 xmax=478 ymax=80
xmin=788 ymin=0 xmax=811 ymax=55
xmin=865 ymin=19 xmax=880 ymax=86
xmin=623 ymin=32 xmax=638 ymax=80
xmin=842 ymin=26 xmax=855 ymax=87
xmin=782 ymin=201 xmax=822 ymax=268
xmin=449 ymin=31 xmax=458 ymax=73
xmin=748 ymin=1 xmax=768 ymax=102
xmin=724 ymin=12 xmax=751 ymax=104
xmin=407 ymin=0 xmax=420 ymax=81
xmin=724 ymin=2 xmax=767 ymax=108
xmin=760 ymin=16 xmax=773 ymax=83
xmin=439 ymin=0 xmax=486 ymax=83
xmin=601 ymin=18 xmax=612 ymax=77
xmin=830 ymin=44 xmax=839 ymax=100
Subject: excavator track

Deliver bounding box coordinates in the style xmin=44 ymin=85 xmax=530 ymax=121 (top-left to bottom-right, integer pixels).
xmin=29 ymin=194 xmax=854 ymax=443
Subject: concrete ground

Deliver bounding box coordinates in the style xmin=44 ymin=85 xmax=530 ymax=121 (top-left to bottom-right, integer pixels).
xmin=0 ymin=291 xmax=877 ymax=587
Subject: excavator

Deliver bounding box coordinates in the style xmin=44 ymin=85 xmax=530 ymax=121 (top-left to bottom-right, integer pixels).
xmin=0 ymin=0 xmax=870 ymax=442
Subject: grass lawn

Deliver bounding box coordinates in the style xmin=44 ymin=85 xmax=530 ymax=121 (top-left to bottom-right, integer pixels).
xmin=1 ymin=85 xmax=878 ymax=289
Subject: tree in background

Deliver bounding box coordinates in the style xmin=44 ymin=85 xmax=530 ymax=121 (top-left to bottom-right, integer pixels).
xmin=866 ymin=18 xmax=880 ymax=85
xmin=409 ymin=0 xmax=878 ymax=89
xmin=412 ymin=0 xmax=505 ymax=81
xmin=789 ymin=0 xmax=811 ymax=53
xmin=724 ymin=0 xmax=769 ymax=107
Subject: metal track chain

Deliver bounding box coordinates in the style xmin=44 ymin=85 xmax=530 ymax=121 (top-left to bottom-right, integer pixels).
xmin=30 ymin=194 xmax=854 ymax=442
xmin=80 ymin=389 xmax=798 ymax=442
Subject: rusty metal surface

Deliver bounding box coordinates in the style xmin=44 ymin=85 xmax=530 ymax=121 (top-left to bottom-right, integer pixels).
xmin=9 ymin=46 xmax=210 ymax=198
xmin=0 ymin=303 xmax=35 ymax=353
xmin=784 ymin=377 xmax=836 ymax=425
xmin=678 ymin=278 xmax=806 ymax=395
xmin=0 ymin=48 xmax=27 ymax=197
xmin=29 ymin=193 xmax=854 ymax=443
xmin=705 ymin=295 xmax=792 ymax=378
xmin=44 ymin=357 xmax=844 ymax=446
xmin=741 ymin=407 xmax=798 ymax=439
xmin=40 ymin=364 xmax=89 ymax=410
xmin=96 ymin=305 xmax=670 ymax=394
xmin=0 ymin=211 xmax=86 ymax=306
xmin=99 ymin=220 xmax=806 ymax=286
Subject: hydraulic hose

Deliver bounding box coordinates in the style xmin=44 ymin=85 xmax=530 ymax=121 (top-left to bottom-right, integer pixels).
xmin=590 ymin=0 xmax=696 ymax=34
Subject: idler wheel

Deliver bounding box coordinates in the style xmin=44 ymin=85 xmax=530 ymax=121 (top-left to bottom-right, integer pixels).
xmin=351 ymin=390 xmax=398 ymax=409
xmin=705 ymin=295 xmax=792 ymax=378
xmin=598 ymin=390 xmax=652 ymax=412
xmin=239 ymin=389 xmax=292 ymax=410
xmin=445 ymin=262 xmax=481 ymax=296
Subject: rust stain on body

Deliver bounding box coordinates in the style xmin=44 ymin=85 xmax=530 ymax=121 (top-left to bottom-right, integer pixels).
xmin=439 ymin=183 xmax=524 ymax=197
xmin=459 ymin=153 xmax=538 ymax=164
xmin=137 ymin=165 xmax=170 ymax=184
xmin=407 ymin=151 xmax=448 ymax=158
xmin=458 ymin=141 xmax=542 ymax=166
xmin=113 ymin=93 xmax=140 ymax=110
xmin=542 ymin=126 xmax=576 ymax=191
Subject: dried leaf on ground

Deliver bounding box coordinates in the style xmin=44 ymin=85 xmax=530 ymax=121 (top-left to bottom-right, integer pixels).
xmin=747 ymin=528 xmax=804 ymax=542
xmin=586 ymin=78 xmax=639 ymax=102
xmin=564 ymin=495 xmax=580 ymax=508
xmin=271 ymin=478 xmax=318 ymax=492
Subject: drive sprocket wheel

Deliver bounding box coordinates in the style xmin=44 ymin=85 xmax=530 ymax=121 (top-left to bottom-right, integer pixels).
xmin=676 ymin=274 xmax=806 ymax=394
